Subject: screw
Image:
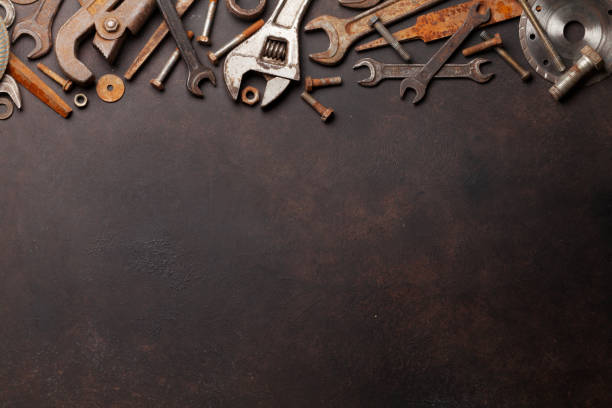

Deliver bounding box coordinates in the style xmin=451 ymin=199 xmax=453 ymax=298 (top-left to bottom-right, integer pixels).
xmin=104 ymin=17 xmax=119 ymax=33
xmin=516 ymin=0 xmax=565 ymax=72
xmin=301 ymin=92 xmax=334 ymax=123
xmin=462 ymin=33 xmax=502 ymax=57
xmin=208 ymin=19 xmax=264 ymax=65
xmin=197 ymin=0 xmax=218 ymax=45
xmin=368 ymin=16 xmax=410 ymax=62
xmin=481 ymin=31 xmax=531 ymax=82
xmin=549 ymin=45 xmax=604 ymax=101
xmin=36 ymin=63 xmax=73 ymax=92
xmin=151 ymin=31 xmax=195 ymax=91
xmin=305 ymin=76 xmax=342 ymax=92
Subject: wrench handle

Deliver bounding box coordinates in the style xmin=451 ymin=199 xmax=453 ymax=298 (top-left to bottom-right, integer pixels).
xmin=155 ymin=0 xmax=201 ymax=71
xmin=31 ymin=0 xmax=63 ymax=28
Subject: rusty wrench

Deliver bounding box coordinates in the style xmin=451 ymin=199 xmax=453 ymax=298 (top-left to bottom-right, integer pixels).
xmin=400 ymin=2 xmax=490 ymax=103
xmin=12 ymin=0 xmax=64 ymax=59
xmin=354 ymin=57 xmax=493 ymax=87
xmin=304 ymin=0 xmax=445 ymax=66
xmin=155 ymin=0 xmax=215 ymax=97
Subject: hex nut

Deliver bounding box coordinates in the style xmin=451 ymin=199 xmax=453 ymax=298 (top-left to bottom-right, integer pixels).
xmin=241 ymin=86 xmax=260 ymax=106
xmin=74 ymin=93 xmax=88 ymax=109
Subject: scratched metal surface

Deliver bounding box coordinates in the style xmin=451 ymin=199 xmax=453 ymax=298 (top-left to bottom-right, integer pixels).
xmin=0 ymin=0 xmax=611 ymax=406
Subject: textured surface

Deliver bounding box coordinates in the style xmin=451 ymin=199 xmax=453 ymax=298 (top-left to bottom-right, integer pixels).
xmin=1 ymin=0 xmax=611 ymax=407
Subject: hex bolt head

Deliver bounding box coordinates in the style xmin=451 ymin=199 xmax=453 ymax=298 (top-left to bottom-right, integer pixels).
xmin=549 ymin=45 xmax=604 ymax=101
xmin=150 ymin=79 xmax=164 ymax=91
xmin=104 ymin=17 xmax=119 ymax=32
xmin=301 ymin=92 xmax=334 ymax=123
xmin=304 ymin=76 xmax=343 ymax=92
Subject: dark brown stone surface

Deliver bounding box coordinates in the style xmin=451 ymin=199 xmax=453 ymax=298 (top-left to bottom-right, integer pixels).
xmin=0 ymin=1 xmax=610 ymax=406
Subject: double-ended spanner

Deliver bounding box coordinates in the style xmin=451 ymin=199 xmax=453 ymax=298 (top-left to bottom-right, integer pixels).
xmin=12 ymin=0 xmax=64 ymax=59
xmin=156 ymin=0 xmax=216 ymax=97
xmin=354 ymin=57 xmax=493 ymax=87
xmin=304 ymin=0 xmax=445 ymax=66
xmin=223 ymin=0 xmax=313 ymax=107
xmin=400 ymin=2 xmax=490 ymax=103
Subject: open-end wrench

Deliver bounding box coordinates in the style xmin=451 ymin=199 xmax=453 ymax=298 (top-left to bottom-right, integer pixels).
xmin=11 ymin=0 xmax=64 ymax=59
xmin=354 ymin=57 xmax=493 ymax=87
xmin=304 ymin=0 xmax=446 ymax=66
xmin=155 ymin=0 xmax=215 ymax=97
xmin=223 ymin=0 xmax=313 ymax=107
xmin=0 ymin=74 xmax=22 ymax=110
xmin=400 ymin=2 xmax=490 ymax=103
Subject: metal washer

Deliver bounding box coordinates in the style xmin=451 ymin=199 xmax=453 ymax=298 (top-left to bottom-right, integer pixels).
xmin=96 ymin=74 xmax=125 ymax=103
xmin=0 ymin=96 xmax=14 ymax=120
xmin=519 ymin=0 xmax=612 ymax=85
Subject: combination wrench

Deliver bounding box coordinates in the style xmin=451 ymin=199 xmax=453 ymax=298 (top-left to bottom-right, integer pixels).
xmin=155 ymin=0 xmax=216 ymax=97
xmin=223 ymin=0 xmax=313 ymax=107
xmin=400 ymin=2 xmax=490 ymax=103
xmin=354 ymin=57 xmax=493 ymax=88
xmin=12 ymin=0 xmax=64 ymax=59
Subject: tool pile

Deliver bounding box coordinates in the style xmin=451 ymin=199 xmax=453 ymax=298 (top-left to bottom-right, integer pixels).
xmin=0 ymin=0 xmax=609 ymax=122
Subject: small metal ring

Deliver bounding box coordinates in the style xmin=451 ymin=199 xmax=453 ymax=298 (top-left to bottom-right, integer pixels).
xmin=225 ymin=0 xmax=266 ymax=21
xmin=74 ymin=93 xmax=88 ymax=108
xmin=241 ymin=86 xmax=260 ymax=106
xmin=0 ymin=0 xmax=16 ymax=28
xmin=0 ymin=96 xmax=14 ymax=120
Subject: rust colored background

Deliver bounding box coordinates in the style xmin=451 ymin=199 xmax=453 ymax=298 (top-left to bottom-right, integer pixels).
xmin=1 ymin=1 xmax=611 ymax=406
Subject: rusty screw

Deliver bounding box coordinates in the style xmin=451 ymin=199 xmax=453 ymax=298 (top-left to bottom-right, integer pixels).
xmin=549 ymin=45 xmax=604 ymax=101
xmin=480 ymin=31 xmax=531 ymax=82
xmin=151 ymin=31 xmax=194 ymax=91
xmin=462 ymin=33 xmax=502 ymax=57
xmin=36 ymin=63 xmax=73 ymax=92
xmin=368 ymin=16 xmax=411 ymax=62
xmin=196 ymin=0 xmax=218 ymax=45
xmin=208 ymin=19 xmax=264 ymax=65
xmin=301 ymin=92 xmax=334 ymax=123
xmin=304 ymin=76 xmax=342 ymax=92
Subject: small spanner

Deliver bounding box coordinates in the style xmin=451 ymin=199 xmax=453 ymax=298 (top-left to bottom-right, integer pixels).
xmin=155 ymin=0 xmax=215 ymax=97
xmin=400 ymin=2 xmax=490 ymax=103
xmin=223 ymin=0 xmax=313 ymax=107
xmin=354 ymin=57 xmax=493 ymax=87
xmin=11 ymin=0 xmax=64 ymax=59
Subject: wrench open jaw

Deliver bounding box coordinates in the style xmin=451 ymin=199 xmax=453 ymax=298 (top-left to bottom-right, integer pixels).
xmin=223 ymin=0 xmax=312 ymax=107
xmin=354 ymin=57 xmax=493 ymax=87
xmin=304 ymin=15 xmax=350 ymax=67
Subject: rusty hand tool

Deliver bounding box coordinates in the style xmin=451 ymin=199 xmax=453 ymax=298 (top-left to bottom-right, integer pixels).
xmin=305 ymin=0 xmax=445 ymax=66
xmin=339 ymin=0 xmax=382 ymax=9
xmin=124 ymin=0 xmax=195 ymax=81
xmin=223 ymin=0 xmax=313 ymax=107
xmin=156 ymin=0 xmax=216 ymax=97
xmin=56 ymin=0 xmax=156 ymax=85
xmin=354 ymin=57 xmax=493 ymax=86
xmin=356 ymin=0 xmax=521 ymax=52
xmin=8 ymin=52 xmax=72 ymax=118
xmin=400 ymin=2 xmax=490 ymax=103
xmin=11 ymin=0 xmax=64 ymax=59
xmin=0 ymin=74 xmax=22 ymax=110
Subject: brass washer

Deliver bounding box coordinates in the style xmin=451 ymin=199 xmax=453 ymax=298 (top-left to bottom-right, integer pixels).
xmin=96 ymin=74 xmax=125 ymax=103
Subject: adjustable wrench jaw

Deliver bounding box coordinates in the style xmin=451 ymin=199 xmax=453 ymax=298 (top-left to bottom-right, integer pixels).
xmin=223 ymin=0 xmax=312 ymax=107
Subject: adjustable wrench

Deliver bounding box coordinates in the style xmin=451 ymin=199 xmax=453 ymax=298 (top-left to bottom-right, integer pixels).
xmin=304 ymin=0 xmax=445 ymax=66
xmin=354 ymin=57 xmax=493 ymax=87
xmin=12 ymin=0 xmax=64 ymax=59
xmin=400 ymin=2 xmax=490 ymax=103
xmin=155 ymin=0 xmax=216 ymax=97
xmin=223 ymin=0 xmax=313 ymax=107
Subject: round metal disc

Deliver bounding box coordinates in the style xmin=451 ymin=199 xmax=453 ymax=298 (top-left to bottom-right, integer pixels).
xmin=96 ymin=74 xmax=125 ymax=103
xmin=519 ymin=0 xmax=612 ymax=85
xmin=0 ymin=96 xmax=14 ymax=120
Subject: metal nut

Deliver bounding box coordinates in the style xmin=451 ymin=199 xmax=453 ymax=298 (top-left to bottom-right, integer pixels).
xmin=74 ymin=93 xmax=88 ymax=108
xmin=241 ymin=86 xmax=260 ymax=106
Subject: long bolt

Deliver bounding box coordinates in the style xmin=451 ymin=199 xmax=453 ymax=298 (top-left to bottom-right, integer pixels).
xmin=301 ymin=92 xmax=334 ymax=123
xmin=305 ymin=76 xmax=342 ymax=92
xmin=549 ymin=45 xmax=603 ymax=101
xmin=462 ymin=33 xmax=502 ymax=57
xmin=516 ymin=0 xmax=565 ymax=72
xmin=481 ymin=31 xmax=531 ymax=82
xmin=368 ymin=16 xmax=410 ymax=62
xmin=207 ymin=19 xmax=264 ymax=65
xmin=36 ymin=63 xmax=73 ymax=92
xmin=151 ymin=31 xmax=194 ymax=91
xmin=196 ymin=0 xmax=218 ymax=45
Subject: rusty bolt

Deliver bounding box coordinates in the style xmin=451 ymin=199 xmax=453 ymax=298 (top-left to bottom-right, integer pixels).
xmin=104 ymin=17 xmax=119 ymax=33
xmin=301 ymin=92 xmax=334 ymax=123
xmin=462 ymin=33 xmax=502 ymax=57
xmin=304 ymin=76 xmax=342 ymax=92
xmin=480 ymin=31 xmax=531 ymax=82
xmin=36 ymin=63 xmax=73 ymax=92
xmin=549 ymin=45 xmax=604 ymax=101
xmin=151 ymin=31 xmax=195 ymax=91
